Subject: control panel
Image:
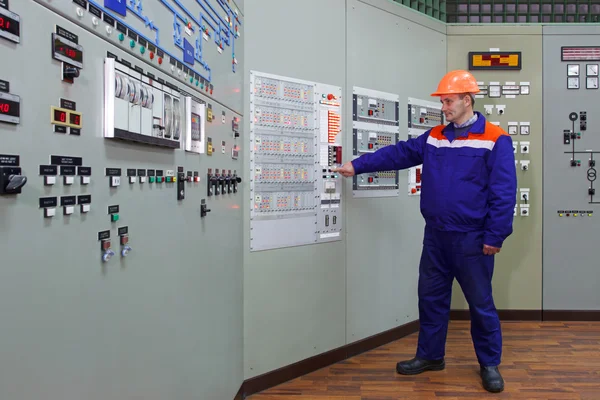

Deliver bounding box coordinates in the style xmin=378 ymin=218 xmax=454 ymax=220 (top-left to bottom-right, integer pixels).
xmin=249 ymin=71 xmax=344 ymax=251
xmin=351 ymin=86 xmax=400 ymax=197
xmin=407 ymin=97 xmax=443 ymax=196
xmin=0 ymin=1 xmax=243 ymax=397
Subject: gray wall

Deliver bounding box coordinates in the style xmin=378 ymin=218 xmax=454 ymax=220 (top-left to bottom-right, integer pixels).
xmin=1 ymin=1 xmax=244 ymax=399
xmin=446 ymin=25 xmax=544 ymax=311
xmin=542 ymin=25 xmax=600 ymax=310
xmin=243 ymin=0 xmax=446 ymax=379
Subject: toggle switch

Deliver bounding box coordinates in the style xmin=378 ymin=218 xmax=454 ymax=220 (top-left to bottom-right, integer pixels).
xmin=520 ymin=160 xmax=530 ymax=171
xmin=520 ymin=204 xmax=530 ymax=217
xmin=200 ymin=199 xmax=211 ymax=217
xmin=129 ymin=176 xmax=137 ymax=184
xmin=64 ymin=176 xmax=74 ymax=185
xmin=63 ymin=205 xmax=74 ymax=215
xmin=110 ymin=176 xmax=120 ymax=187
xmin=81 ymin=203 xmax=91 ymax=213
xmin=44 ymin=208 xmax=56 ymax=218
xmin=520 ymin=141 xmax=530 ymax=154
xmin=520 ymin=188 xmax=530 ymax=204
xmin=80 ymin=176 xmax=90 ymax=185
xmin=45 ymin=176 xmax=56 ymax=185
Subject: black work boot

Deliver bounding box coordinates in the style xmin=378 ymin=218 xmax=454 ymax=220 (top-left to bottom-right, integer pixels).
xmin=480 ymin=366 xmax=504 ymax=393
xmin=396 ymin=356 xmax=445 ymax=375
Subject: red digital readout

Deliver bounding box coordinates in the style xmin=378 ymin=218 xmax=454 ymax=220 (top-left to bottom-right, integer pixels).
xmin=0 ymin=103 xmax=10 ymax=113
xmin=59 ymin=46 xmax=77 ymax=59
xmin=0 ymin=17 xmax=10 ymax=30
xmin=54 ymin=109 xmax=67 ymax=123
xmin=70 ymin=113 xmax=81 ymax=126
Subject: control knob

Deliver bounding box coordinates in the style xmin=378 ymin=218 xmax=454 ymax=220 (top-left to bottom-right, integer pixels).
xmin=102 ymin=249 xmax=115 ymax=262
xmin=121 ymin=245 xmax=132 ymax=257
xmin=64 ymin=66 xmax=80 ymax=80
xmin=0 ymin=166 xmax=27 ymax=195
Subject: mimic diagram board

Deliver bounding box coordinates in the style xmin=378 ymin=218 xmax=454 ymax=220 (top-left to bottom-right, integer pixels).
xmin=34 ymin=0 xmax=243 ymax=112
xmin=351 ymin=86 xmax=400 ymax=198
xmin=407 ymin=97 xmax=443 ymax=196
xmin=249 ymin=71 xmax=343 ymax=251
xmin=543 ymin=34 xmax=600 ymax=310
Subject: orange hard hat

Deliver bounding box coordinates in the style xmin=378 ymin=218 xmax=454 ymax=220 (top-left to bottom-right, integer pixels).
xmin=430 ymin=70 xmax=480 ymax=96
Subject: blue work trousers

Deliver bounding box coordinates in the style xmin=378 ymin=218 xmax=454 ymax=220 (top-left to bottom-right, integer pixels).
xmin=416 ymin=226 xmax=502 ymax=367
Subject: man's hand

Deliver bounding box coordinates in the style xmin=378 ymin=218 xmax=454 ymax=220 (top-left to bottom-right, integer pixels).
xmin=483 ymin=244 xmax=501 ymax=256
xmin=332 ymin=161 xmax=355 ymax=177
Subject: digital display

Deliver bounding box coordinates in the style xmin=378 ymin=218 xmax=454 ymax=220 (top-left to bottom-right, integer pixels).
xmin=0 ymin=92 xmax=20 ymax=124
xmin=54 ymin=109 xmax=67 ymax=124
xmin=52 ymin=34 xmax=83 ymax=68
xmin=51 ymin=107 xmax=82 ymax=128
xmin=468 ymin=51 xmax=522 ymax=70
xmin=70 ymin=112 xmax=81 ymax=127
xmin=0 ymin=8 xmax=20 ymax=43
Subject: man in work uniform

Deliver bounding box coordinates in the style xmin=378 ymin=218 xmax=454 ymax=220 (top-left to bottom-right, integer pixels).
xmin=333 ymin=70 xmax=516 ymax=393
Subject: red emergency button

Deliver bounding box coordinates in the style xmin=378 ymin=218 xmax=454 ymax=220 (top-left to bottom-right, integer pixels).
xmin=101 ymin=239 xmax=111 ymax=250
xmin=368 ymin=143 xmax=374 ymax=149
xmin=368 ymin=177 xmax=373 ymax=183
xmin=150 ymin=52 xmax=155 ymax=60
xmin=327 ymin=94 xmax=334 ymax=100
xmin=120 ymin=235 xmax=129 ymax=245
xmin=411 ymin=188 xmax=417 ymax=194
xmin=158 ymin=57 xmax=163 ymax=65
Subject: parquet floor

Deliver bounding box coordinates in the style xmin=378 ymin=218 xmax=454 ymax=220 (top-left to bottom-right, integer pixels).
xmin=247 ymin=321 xmax=600 ymax=399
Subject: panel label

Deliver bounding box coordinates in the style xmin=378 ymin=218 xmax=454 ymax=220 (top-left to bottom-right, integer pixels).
xmin=0 ymin=79 xmax=9 ymax=93
xmin=108 ymin=205 xmax=119 ymax=214
xmin=77 ymin=166 xmax=91 ymax=176
xmin=88 ymin=4 xmax=102 ymax=18
xmin=105 ymin=168 xmax=121 ymax=176
xmin=70 ymin=128 xmax=81 ymax=136
xmin=98 ymin=230 xmax=110 ymax=240
xmin=137 ymin=169 xmax=146 ymax=176
xmin=118 ymin=226 xmax=128 ymax=235
xmin=50 ymin=155 xmax=83 ymax=166
xmin=39 ymin=165 xmax=58 ymax=175
xmin=127 ymin=169 xmax=136 ymax=177
xmin=39 ymin=197 xmax=58 ymax=208
xmin=60 ymin=195 xmax=77 ymax=206
xmin=73 ymin=0 xmax=87 ymax=8
xmin=0 ymin=154 xmax=18 ymax=166
xmin=77 ymin=194 xmax=91 ymax=204
xmin=55 ymin=126 xmax=67 ymax=134
xmin=0 ymin=0 xmax=7 ymax=10
xmin=60 ymin=166 xmax=76 ymax=175
xmin=147 ymin=169 xmax=155 ymax=176
xmin=60 ymin=98 xmax=76 ymax=111
xmin=103 ymin=13 xmax=115 ymax=27
xmin=55 ymin=25 xmax=78 ymax=44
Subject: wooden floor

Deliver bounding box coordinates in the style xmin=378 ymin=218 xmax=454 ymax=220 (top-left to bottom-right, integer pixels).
xmin=248 ymin=321 xmax=600 ymax=399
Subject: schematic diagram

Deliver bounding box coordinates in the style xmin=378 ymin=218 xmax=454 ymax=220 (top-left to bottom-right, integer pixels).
xmin=563 ymin=111 xmax=600 ymax=204
xmin=351 ymin=87 xmax=400 ymax=198
xmin=407 ymin=97 xmax=443 ymax=196
xmin=39 ymin=0 xmax=242 ymax=94
xmin=249 ymin=71 xmax=344 ymax=251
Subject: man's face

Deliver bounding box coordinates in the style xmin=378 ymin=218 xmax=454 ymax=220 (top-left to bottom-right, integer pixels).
xmin=440 ymin=94 xmax=468 ymax=123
